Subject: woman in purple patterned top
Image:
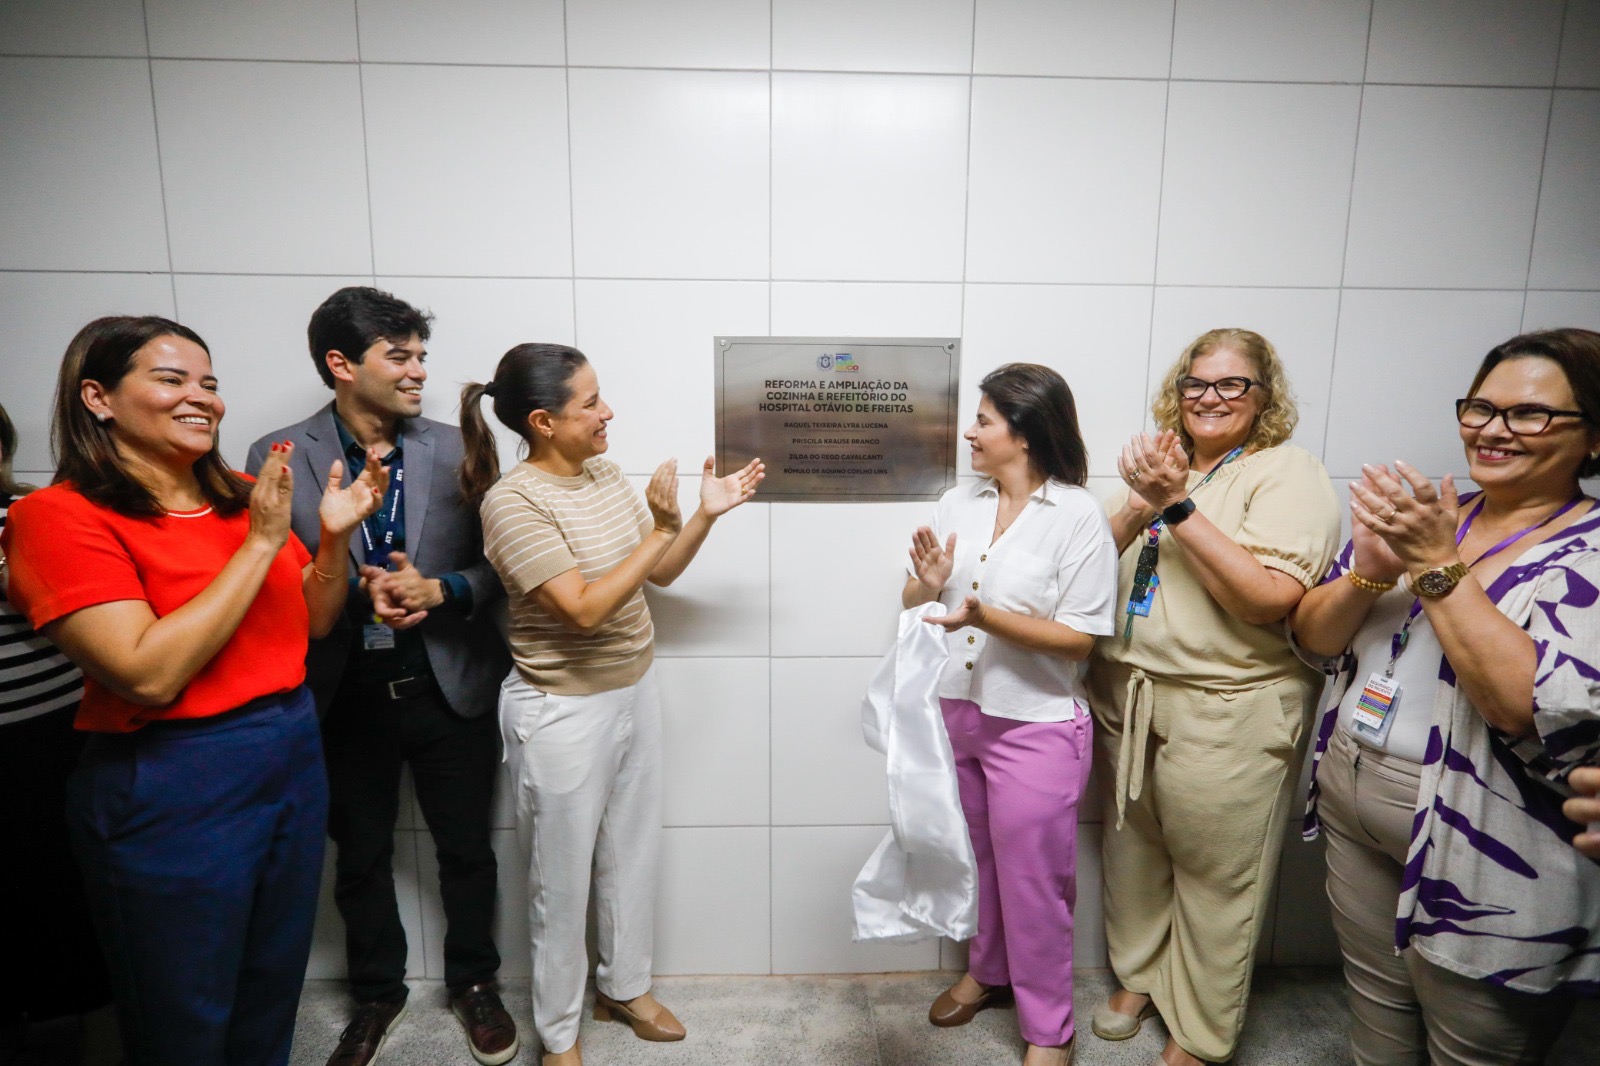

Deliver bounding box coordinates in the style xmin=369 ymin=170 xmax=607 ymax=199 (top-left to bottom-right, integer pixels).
xmin=1291 ymin=328 xmax=1600 ymax=1065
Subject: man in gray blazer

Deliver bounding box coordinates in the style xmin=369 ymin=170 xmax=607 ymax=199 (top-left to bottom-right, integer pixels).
xmin=248 ymin=287 xmax=516 ymax=1066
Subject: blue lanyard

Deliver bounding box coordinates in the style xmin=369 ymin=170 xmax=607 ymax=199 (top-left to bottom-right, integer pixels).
xmin=358 ymin=447 xmax=405 ymax=569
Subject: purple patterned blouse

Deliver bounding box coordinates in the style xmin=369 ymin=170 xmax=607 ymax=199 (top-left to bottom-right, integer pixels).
xmin=1303 ymin=496 xmax=1600 ymax=996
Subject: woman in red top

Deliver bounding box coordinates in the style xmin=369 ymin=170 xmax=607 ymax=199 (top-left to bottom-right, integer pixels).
xmin=2 ymin=316 xmax=386 ymax=1066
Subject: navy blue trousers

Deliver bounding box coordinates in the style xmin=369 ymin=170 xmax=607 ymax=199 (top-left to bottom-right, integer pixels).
xmin=67 ymin=688 xmax=327 ymax=1066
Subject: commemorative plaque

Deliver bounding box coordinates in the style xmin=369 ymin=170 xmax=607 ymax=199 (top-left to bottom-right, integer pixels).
xmin=715 ymin=336 xmax=960 ymax=502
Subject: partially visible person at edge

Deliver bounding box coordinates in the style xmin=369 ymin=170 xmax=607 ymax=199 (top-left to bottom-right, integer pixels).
xmin=0 ymin=399 xmax=119 ymax=1066
xmin=1566 ymin=765 xmax=1600 ymax=859
xmin=247 ymin=286 xmax=516 ymax=1066
xmin=461 ymin=343 xmax=763 ymax=1066
xmin=1 ymin=316 xmax=387 ymax=1066
xmin=1085 ymin=328 xmax=1340 ymax=1066
xmin=904 ymin=364 xmax=1118 ymax=1066
xmin=1291 ymin=328 xmax=1600 ymax=1065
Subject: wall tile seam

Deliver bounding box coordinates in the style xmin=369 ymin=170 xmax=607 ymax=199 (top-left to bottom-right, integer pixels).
xmin=12 ymin=272 xmax=1593 ymax=295
xmin=11 ymin=51 xmax=1595 ymax=92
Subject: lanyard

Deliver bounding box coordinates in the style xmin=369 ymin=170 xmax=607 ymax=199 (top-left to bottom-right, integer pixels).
xmin=1122 ymin=446 xmax=1245 ymax=638
xmin=358 ymin=445 xmax=405 ymax=569
xmin=1383 ymin=493 xmax=1586 ymax=675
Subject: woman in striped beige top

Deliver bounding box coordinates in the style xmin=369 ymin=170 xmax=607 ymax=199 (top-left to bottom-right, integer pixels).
xmin=460 ymin=344 xmax=763 ymax=1066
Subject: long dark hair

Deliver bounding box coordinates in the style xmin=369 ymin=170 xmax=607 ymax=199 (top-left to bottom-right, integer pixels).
xmin=979 ymin=363 xmax=1089 ymax=486
xmin=0 ymin=401 xmax=37 ymax=498
xmin=51 ymin=316 xmax=251 ymax=517
xmin=1469 ymin=328 xmax=1600 ymax=480
xmin=459 ymin=343 xmax=591 ymax=506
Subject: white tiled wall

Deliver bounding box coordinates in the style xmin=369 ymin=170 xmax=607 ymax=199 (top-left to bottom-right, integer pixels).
xmin=5 ymin=1 xmax=1598 ymax=981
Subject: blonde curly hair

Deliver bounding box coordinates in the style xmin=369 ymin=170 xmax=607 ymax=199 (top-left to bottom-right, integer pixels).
xmin=1151 ymin=328 xmax=1299 ymax=454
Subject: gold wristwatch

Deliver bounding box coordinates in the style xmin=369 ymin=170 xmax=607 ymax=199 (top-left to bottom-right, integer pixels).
xmin=1412 ymin=561 xmax=1469 ymax=598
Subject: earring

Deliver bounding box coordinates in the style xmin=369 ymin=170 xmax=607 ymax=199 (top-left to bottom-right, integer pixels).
xmin=96 ymin=411 xmax=110 ymax=423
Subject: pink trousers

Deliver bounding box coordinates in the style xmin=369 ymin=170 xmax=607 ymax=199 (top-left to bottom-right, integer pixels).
xmin=941 ymin=697 xmax=1090 ymax=1047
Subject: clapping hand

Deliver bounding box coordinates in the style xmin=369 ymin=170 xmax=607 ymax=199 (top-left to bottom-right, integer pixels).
xmin=1350 ymin=461 xmax=1461 ymax=573
xmin=247 ymin=442 xmax=297 ymax=549
xmin=1345 ymin=467 xmax=1408 ymax=583
xmin=923 ymin=594 xmax=984 ymax=632
xmin=909 ymin=526 xmax=955 ymax=595
xmin=320 ymin=447 xmax=389 ymax=538
xmin=1118 ymin=430 xmax=1190 ymax=512
xmin=699 ymin=455 xmax=765 ymax=517
xmin=646 ymin=459 xmax=683 ymax=536
xmin=361 ymin=552 xmax=431 ymax=631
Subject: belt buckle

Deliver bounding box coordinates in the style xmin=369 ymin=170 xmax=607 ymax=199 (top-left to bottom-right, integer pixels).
xmin=387 ymin=677 xmax=418 ymax=700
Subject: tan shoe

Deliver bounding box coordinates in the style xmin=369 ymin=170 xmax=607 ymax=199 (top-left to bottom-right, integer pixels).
xmin=1090 ymin=994 xmax=1157 ymax=1040
xmin=927 ymin=980 xmax=1014 ymax=1027
xmin=593 ymin=990 xmax=686 ymax=1042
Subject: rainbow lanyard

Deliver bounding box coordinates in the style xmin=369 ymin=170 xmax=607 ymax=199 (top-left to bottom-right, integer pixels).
xmin=1121 ymin=446 xmax=1244 ymax=639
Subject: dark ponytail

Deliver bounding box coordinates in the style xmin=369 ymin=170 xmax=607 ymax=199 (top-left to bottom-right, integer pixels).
xmin=458 ymin=343 xmax=590 ymax=506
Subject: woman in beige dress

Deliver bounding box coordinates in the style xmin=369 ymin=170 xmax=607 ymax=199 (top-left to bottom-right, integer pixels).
xmin=1086 ymin=328 xmax=1340 ymax=1065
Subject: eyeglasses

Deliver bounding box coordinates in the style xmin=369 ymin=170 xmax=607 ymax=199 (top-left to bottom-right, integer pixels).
xmin=1178 ymin=376 xmax=1259 ymax=401
xmin=1455 ymin=398 xmax=1590 ymax=435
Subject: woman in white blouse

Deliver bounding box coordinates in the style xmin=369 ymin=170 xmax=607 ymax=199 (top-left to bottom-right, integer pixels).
xmin=903 ymin=363 xmax=1118 ymax=1066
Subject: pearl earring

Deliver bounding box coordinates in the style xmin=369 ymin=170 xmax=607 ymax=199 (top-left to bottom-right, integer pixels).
xmin=96 ymin=412 xmax=110 ymax=423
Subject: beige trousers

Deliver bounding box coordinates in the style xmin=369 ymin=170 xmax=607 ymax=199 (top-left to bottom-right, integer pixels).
xmin=1087 ymin=661 xmax=1314 ymax=1062
xmin=1318 ymin=727 xmax=1574 ymax=1065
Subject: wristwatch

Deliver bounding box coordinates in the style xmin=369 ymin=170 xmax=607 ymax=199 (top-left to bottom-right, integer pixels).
xmin=1161 ymin=498 xmax=1196 ymax=526
xmin=1412 ymin=561 xmax=1469 ymax=598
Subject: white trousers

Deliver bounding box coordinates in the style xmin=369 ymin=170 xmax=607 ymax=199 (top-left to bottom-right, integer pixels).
xmin=500 ymin=667 xmax=662 ymax=1054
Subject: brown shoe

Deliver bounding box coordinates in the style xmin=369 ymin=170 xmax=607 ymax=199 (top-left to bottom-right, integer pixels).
xmin=928 ymin=980 xmax=1014 ymax=1027
xmin=592 ymin=990 xmax=686 ymax=1041
xmin=325 ymin=999 xmax=406 ymax=1066
xmin=449 ymin=983 xmax=520 ymax=1066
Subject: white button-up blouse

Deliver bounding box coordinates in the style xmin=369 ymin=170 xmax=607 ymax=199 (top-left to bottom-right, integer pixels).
xmin=918 ymin=477 xmax=1118 ymax=722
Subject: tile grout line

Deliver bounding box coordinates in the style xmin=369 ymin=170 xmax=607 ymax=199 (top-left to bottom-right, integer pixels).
xmin=352 ymin=6 xmax=379 ymax=287
xmin=768 ymin=7 xmax=778 ymax=976
xmin=5 ymin=267 xmax=1596 ymax=297
xmin=1322 ymin=0 xmax=1378 ymax=464
xmin=1138 ymin=7 xmax=1180 ymax=426
xmin=138 ymin=0 xmax=180 ymax=315
xmin=1518 ymin=1 xmax=1568 ymax=329
xmin=9 ymin=48 xmax=1600 ymax=91
xmin=562 ymin=1 xmax=580 ymax=351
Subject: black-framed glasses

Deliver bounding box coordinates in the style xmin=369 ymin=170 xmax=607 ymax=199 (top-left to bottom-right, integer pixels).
xmin=1178 ymin=375 xmax=1259 ymax=401
xmin=1455 ymin=398 xmax=1590 ymax=435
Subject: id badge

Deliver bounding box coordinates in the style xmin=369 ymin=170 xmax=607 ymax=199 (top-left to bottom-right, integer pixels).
xmin=1351 ymin=671 xmax=1400 ymax=745
xmin=362 ymin=623 xmax=396 ymax=651
xmin=1126 ymin=572 xmax=1159 ymax=618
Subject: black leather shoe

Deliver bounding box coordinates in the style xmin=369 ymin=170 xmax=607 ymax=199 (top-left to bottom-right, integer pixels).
xmin=450 ymin=983 xmax=520 ymax=1066
xmin=325 ymin=999 xmax=406 ymax=1066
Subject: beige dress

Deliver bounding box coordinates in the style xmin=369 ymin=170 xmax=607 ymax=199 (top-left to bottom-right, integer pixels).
xmin=1087 ymin=444 xmax=1339 ymax=1062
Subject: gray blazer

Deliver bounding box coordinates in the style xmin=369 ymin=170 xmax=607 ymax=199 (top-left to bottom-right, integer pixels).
xmin=246 ymin=403 xmax=509 ymax=719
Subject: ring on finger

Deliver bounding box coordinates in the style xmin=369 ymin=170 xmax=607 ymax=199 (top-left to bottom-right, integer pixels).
xmin=1378 ymin=507 xmax=1396 ymax=522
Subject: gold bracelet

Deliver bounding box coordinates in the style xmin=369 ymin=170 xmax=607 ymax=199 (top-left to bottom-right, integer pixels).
xmin=311 ymin=564 xmax=341 ymax=582
xmin=1346 ymin=569 xmax=1396 ymax=593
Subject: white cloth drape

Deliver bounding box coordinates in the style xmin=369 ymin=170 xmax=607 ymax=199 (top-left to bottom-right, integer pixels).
xmin=852 ymin=602 xmax=979 ymax=943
